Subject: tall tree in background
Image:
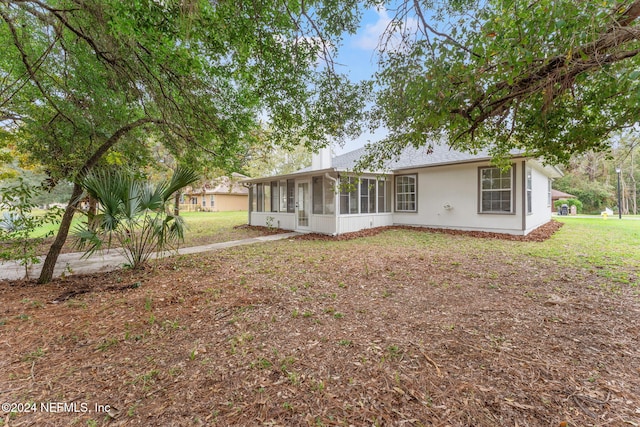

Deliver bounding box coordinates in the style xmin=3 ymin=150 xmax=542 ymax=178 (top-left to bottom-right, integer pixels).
xmin=363 ymin=0 xmax=640 ymax=169
xmin=553 ymin=131 xmax=640 ymax=213
xmin=0 ymin=0 xmax=367 ymax=283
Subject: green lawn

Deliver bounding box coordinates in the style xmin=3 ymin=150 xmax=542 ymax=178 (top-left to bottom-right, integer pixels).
xmin=341 ymin=216 xmax=640 ymax=290
xmin=540 ymin=216 xmax=640 ymax=270
xmin=24 ymin=210 xmax=252 ymax=255
xmin=28 ymin=210 xmax=248 ymax=237
xmin=19 ymin=212 xmax=640 ymax=276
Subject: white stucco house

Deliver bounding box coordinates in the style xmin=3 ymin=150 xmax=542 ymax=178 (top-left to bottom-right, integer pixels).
xmin=243 ymin=143 xmax=563 ymax=236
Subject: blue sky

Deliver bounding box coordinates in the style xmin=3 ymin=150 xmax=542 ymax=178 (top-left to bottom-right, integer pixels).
xmin=330 ymin=6 xmax=417 ymax=154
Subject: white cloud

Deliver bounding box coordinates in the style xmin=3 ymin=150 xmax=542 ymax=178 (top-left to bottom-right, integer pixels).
xmin=351 ymin=6 xmax=419 ymax=53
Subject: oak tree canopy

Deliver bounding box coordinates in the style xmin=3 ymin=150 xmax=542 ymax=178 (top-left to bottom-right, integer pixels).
xmin=363 ymin=0 xmax=640 ymax=169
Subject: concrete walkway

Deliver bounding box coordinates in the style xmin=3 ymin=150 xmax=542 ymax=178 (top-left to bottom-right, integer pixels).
xmin=0 ymin=232 xmax=300 ymax=281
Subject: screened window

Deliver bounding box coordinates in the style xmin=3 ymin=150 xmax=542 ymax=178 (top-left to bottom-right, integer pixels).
xmin=359 ymin=178 xmax=377 ymax=213
xmin=339 ymin=176 xmax=392 ymax=214
xmin=286 ymin=179 xmax=295 ymax=213
xmin=270 ymin=181 xmax=279 ymax=212
xmin=324 ymin=177 xmax=335 ymax=214
xmin=340 ymin=176 xmax=358 ymax=214
xmin=479 ymin=167 xmax=514 ymax=213
xmin=264 ymin=183 xmax=271 ymax=212
xmin=255 ymin=183 xmax=264 ymax=212
xmin=395 ymin=175 xmax=417 ymax=212
xmin=547 ymin=179 xmax=552 ymax=207
xmin=313 ymin=176 xmax=324 ymax=214
xmin=312 ymin=176 xmax=335 ymax=215
xmin=279 ymin=180 xmax=287 ymax=211
xmin=377 ymin=179 xmax=392 ymax=213
xmin=210 ymin=195 xmax=215 ymax=208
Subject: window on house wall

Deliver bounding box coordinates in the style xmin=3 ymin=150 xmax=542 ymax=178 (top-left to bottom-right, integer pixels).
xmin=324 ymin=177 xmax=335 ymax=214
xmin=340 ymin=176 xmax=357 ymax=214
xmin=251 ymin=186 xmax=257 ymax=212
xmin=360 ymin=179 xmax=370 ymax=213
xmin=313 ymin=176 xmax=324 ymax=214
xmin=339 ymin=176 xmax=391 ymax=215
xmin=349 ymin=182 xmax=358 ymax=214
xmin=359 ymin=178 xmax=377 ymax=213
xmin=287 ymin=179 xmax=295 ymax=213
xmin=377 ymin=180 xmax=386 ymax=213
xmin=526 ymin=168 xmax=532 ymax=215
xmin=264 ymin=183 xmax=271 ymax=212
xmin=376 ymin=178 xmax=393 ymax=213
xmin=368 ymin=180 xmax=376 ymax=213
xmin=256 ymin=183 xmax=264 ymax=212
xmin=271 ymin=181 xmax=279 ymax=212
xmin=547 ymin=179 xmax=552 ymax=207
xmin=202 ymin=198 xmax=206 ymax=207
xmin=279 ymin=180 xmax=287 ymax=211
xmin=191 ymin=197 xmax=198 ymax=205
xmin=479 ymin=166 xmax=514 ymax=213
xmin=210 ymin=195 xmax=215 ymax=208
xmin=395 ymin=175 xmax=417 ymax=212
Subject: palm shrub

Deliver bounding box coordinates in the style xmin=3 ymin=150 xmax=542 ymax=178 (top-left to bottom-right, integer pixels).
xmin=74 ymin=167 xmax=199 ymax=268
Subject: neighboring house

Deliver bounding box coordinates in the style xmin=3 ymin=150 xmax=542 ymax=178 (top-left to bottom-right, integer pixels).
xmin=243 ymin=143 xmax=563 ymax=236
xmin=182 ymin=173 xmax=249 ymax=212
xmin=551 ymin=189 xmax=578 ymax=212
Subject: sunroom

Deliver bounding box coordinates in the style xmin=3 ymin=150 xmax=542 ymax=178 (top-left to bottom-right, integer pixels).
xmin=246 ymin=170 xmax=395 ymax=235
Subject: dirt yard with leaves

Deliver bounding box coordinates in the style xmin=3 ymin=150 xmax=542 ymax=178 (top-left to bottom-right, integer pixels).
xmin=1 ymin=220 xmax=639 ymax=426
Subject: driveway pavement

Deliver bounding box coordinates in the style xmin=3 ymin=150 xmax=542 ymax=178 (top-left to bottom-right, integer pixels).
xmin=0 ymin=232 xmax=300 ymax=281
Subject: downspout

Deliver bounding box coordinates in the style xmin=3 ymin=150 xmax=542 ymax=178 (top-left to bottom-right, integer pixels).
xmin=325 ymin=172 xmax=339 ymax=236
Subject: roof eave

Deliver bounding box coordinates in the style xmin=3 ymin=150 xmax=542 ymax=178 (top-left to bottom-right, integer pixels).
xmin=241 ymin=167 xmax=340 ymax=184
xmin=391 ymin=154 xmax=528 ymax=172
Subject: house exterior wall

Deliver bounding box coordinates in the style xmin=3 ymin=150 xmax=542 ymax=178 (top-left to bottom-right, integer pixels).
xmin=392 ymin=161 xmax=529 ymax=235
xmin=250 ymin=212 xmax=296 ymax=230
xmin=524 ymin=161 xmax=553 ymax=234
xmin=247 ymin=159 xmax=554 ymax=236
xmin=182 ymin=194 xmax=248 ymax=212
xmin=337 ymin=213 xmax=394 ymax=234
xmin=311 ymin=215 xmax=337 ymax=234
xmin=213 ymin=194 xmax=248 ymax=212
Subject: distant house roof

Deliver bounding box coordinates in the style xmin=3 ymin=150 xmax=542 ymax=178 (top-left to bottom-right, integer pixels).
xmin=551 ymin=189 xmax=577 ymax=199
xmin=185 ymin=173 xmax=249 ymax=196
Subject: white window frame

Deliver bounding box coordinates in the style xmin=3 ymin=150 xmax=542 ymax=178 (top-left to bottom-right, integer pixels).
xmin=395 ymin=174 xmax=417 ymax=212
xmin=479 ymin=166 xmax=515 ymax=214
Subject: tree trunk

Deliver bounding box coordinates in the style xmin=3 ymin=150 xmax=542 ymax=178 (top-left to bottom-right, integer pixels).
xmin=631 ymin=149 xmax=637 ymax=215
xmin=37 ymin=183 xmax=83 ymax=284
xmin=35 ymin=117 xmax=162 ymax=284
xmin=87 ymin=195 xmax=98 ymax=231
xmin=174 ymin=191 xmax=181 ymax=216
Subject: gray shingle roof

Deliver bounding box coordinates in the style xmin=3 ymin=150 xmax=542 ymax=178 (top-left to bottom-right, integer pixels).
xmin=331 ymin=142 xmax=505 ymax=172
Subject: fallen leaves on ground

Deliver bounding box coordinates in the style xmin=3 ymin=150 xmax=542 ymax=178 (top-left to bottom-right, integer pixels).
xmin=1 ymin=224 xmax=638 ymax=427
